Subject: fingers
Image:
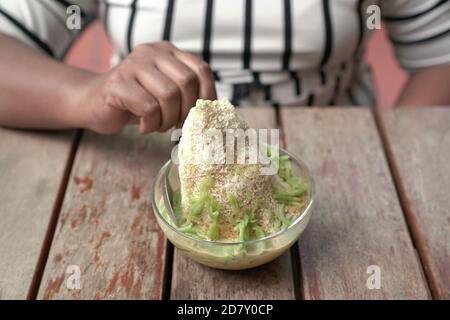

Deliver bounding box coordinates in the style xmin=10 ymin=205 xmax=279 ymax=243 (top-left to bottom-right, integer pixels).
xmin=153 ymin=54 xmax=199 ymax=127
xmin=107 ymin=42 xmax=217 ymax=134
xmin=127 ymin=115 xmax=140 ymax=125
xmin=110 ymin=77 xmax=161 ymax=133
xmin=135 ymin=66 xmax=181 ymax=131
xmin=173 ymin=49 xmax=217 ymax=100
xmin=128 ymin=115 xmax=161 ymax=134
xmin=127 ymin=83 xmax=161 ymax=134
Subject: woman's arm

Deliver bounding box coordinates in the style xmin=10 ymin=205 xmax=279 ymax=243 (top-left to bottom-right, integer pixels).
xmin=381 ymin=0 xmax=450 ymax=108
xmin=396 ymin=65 xmax=450 ymax=107
xmin=0 ymin=33 xmax=94 ymax=129
xmin=0 ymin=33 xmax=216 ymax=134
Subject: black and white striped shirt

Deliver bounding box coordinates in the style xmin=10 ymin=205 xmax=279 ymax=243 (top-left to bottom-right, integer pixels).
xmin=1 ymin=0 xmax=449 ymax=107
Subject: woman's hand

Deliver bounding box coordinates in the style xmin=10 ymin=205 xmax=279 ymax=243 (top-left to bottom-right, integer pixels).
xmin=78 ymin=41 xmax=217 ymax=134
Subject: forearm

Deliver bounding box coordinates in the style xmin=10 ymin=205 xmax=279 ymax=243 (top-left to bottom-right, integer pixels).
xmin=396 ymin=65 xmax=450 ymax=107
xmin=0 ymin=33 xmax=95 ymax=129
xmin=0 ymin=35 xmax=216 ymax=134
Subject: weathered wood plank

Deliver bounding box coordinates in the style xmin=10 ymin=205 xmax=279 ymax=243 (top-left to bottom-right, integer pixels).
xmin=0 ymin=128 xmax=75 ymax=299
xmin=381 ymin=107 xmax=450 ymax=299
xmin=282 ymin=108 xmax=429 ymax=299
xmin=171 ymin=251 xmax=294 ymax=299
xmin=37 ymin=128 xmax=172 ymax=299
xmin=170 ymin=107 xmax=296 ymax=299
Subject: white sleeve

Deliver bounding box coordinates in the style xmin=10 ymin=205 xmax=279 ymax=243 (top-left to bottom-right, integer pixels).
xmin=382 ymin=0 xmax=450 ymax=70
xmin=0 ymin=0 xmax=97 ymax=60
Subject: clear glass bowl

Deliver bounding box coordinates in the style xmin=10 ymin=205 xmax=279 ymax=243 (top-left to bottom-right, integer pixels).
xmin=151 ymin=148 xmax=316 ymax=270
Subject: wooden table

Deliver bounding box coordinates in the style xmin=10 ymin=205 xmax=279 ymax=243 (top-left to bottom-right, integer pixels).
xmin=0 ymin=107 xmax=448 ymax=300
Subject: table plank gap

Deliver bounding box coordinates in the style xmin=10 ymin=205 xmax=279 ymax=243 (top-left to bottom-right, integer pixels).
xmin=289 ymin=242 xmax=303 ymax=299
xmin=373 ymin=108 xmax=434 ymax=298
xmin=277 ymin=107 xmax=303 ymax=300
xmin=281 ymin=107 xmax=429 ymax=299
xmin=170 ymin=107 xmax=296 ymax=299
xmin=28 ymin=129 xmax=83 ymax=299
xmin=377 ymin=107 xmax=450 ymax=299
xmin=161 ymin=240 xmax=174 ymax=300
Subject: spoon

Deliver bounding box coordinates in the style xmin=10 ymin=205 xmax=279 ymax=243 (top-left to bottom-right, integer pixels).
xmin=163 ymin=163 xmax=179 ymax=227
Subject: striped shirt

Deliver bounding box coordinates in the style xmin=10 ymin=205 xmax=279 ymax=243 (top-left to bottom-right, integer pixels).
xmin=1 ymin=0 xmax=449 ymax=107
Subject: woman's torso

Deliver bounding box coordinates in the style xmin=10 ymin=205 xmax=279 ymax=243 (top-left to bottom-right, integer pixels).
xmin=102 ymin=0 xmax=380 ymax=106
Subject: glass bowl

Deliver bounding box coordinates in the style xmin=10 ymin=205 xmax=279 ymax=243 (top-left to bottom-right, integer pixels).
xmin=151 ymin=148 xmax=316 ymax=270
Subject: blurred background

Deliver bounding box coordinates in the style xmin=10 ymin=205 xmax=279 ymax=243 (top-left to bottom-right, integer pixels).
xmin=67 ymin=21 xmax=407 ymax=109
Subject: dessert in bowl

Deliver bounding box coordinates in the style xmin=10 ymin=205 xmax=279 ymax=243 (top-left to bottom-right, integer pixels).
xmin=152 ymin=99 xmax=315 ymax=270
